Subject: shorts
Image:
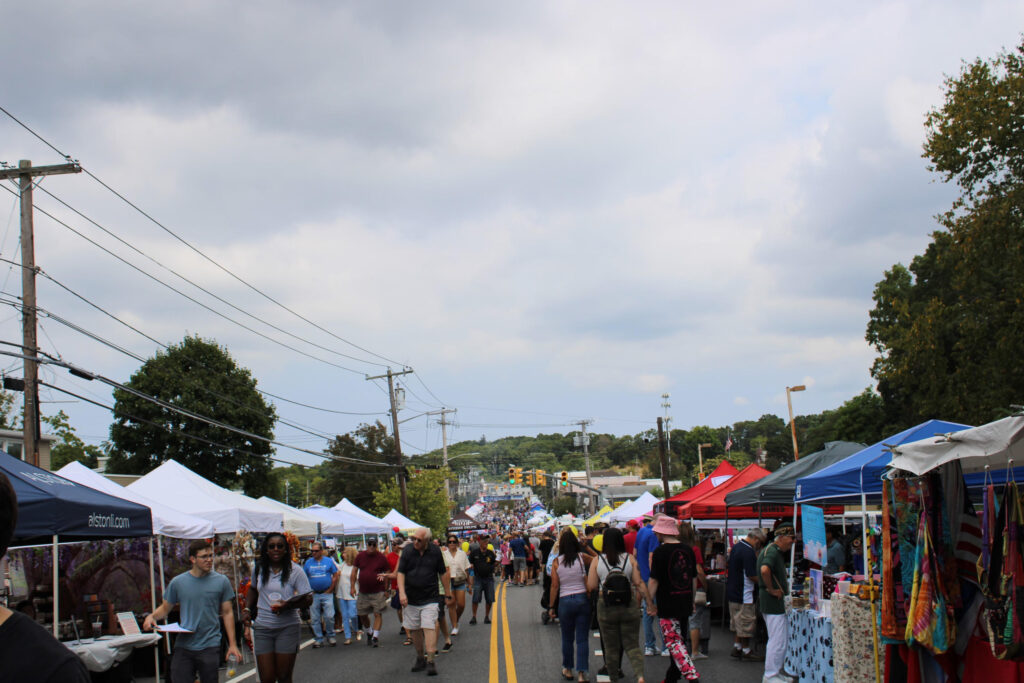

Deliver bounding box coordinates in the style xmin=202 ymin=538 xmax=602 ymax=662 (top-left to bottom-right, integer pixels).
xmin=403 ymin=603 xmax=439 ymax=630
xmin=473 ymin=577 xmax=495 ymax=605
xmin=729 ymin=602 xmax=757 ymax=638
xmin=688 ymin=603 xmax=710 ymax=638
xmin=357 ymin=591 xmax=388 ymax=616
xmin=253 ymin=622 xmax=301 ymax=655
xmin=451 ymin=582 xmax=467 ymax=592
xmin=513 ymin=557 xmax=526 ymax=572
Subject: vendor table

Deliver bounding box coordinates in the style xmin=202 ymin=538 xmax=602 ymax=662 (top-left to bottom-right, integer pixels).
xmin=63 ymin=633 xmax=161 ymax=673
xmin=785 ymin=608 xmax=833 ymax=683
xmin=831 ymin=593 xmax=882 ymax=683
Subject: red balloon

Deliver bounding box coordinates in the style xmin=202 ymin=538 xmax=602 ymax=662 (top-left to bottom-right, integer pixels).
xmin=392 ymin=526 xmax=400 ymax=533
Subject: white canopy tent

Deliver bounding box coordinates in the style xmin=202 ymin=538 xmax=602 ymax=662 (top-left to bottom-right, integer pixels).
xmin=382 ymin=508 xmax=422 ymax=532
xmin=332 ymin=498 xmax=390 ymax=533
xmin=890 ymin=414 xmax=1024 ymax=476
xmin=304 ymin=505 xmax=388 ymax=536
xmin=465 ymin=503 xmax=484 ymax=519
xmin=128 ymin=460 xmax=283 ymax=533
xmin=57 ymin=461 xmax=215 ymax=538
xmin=606 ymin=491 xmax=660 ymax=525
xmin=256 ymin=496 xmax=346 ymax=536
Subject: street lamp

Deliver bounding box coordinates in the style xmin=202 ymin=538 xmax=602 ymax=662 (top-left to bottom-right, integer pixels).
xmin=786 ymin=385 xmax=806 ymax=460
xmin=697 ymin=443 xmax=712 ymax=480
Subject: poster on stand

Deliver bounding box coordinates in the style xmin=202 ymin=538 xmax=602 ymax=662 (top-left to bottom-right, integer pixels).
xmin=801 ymin=504 xmax=826 ymax=567
xmin=808 ymin=568 xmax=823 ymax=612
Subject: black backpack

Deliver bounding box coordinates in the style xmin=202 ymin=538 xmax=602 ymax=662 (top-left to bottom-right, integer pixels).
xmin=600 ymin=556 xmax=633 ymax=607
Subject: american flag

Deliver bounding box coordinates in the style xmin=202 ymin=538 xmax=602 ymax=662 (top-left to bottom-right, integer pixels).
xmin=725 ymin=435 xmax=733 ymax=452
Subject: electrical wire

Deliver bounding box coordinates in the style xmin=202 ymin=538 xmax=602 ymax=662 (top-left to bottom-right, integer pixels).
xmin=0 ymin=104 xmax=403 ymax=367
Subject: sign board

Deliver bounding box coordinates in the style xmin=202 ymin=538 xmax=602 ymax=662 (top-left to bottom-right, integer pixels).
xmin=801 ymin=504 xmax=826 ymax=567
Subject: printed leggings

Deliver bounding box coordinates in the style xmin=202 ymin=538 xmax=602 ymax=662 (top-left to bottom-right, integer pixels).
xmin=660 ymin=617 xmax=701 ymax=681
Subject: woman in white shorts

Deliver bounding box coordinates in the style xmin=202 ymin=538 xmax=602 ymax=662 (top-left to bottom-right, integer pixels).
xmin=243 ymin=533 xmax=313 ymax=683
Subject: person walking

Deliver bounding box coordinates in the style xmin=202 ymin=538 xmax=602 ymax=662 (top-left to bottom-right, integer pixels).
xmin=727 ymin=529 xmax=766 ymax=662
xmin=679 ymin=523 xmax=711 ymax=661
xmin=303 ymin=542 xmax=338 ymax=648
xmin=242 ymin=533 xmax=313 ymax=683
xmin=759 ymin=523 xmax=796 ymax=683
xmin=549 ymin=528 xmax=593 ymax=683
xmin=634 ymin=514 xmax=665 ymax=656
xmin=443 ymin=535 xmax=471 ymax=634
xmin=398 ymin=527 xmax=452 ymax=676
xmin=386 ymin=537 xmax=406 ymax=638
xmin=351 ymin=537 xmax=390 ymax=647
xmin=468 ymin=534 xmax=497 ymax=625
xmin=648 ymin=516 xmax=701 ymax=682
xmin=500 ymin=535 xmax=513 ymax=583
xmin=586 ymin=527 xmax=651 ymax=683
xmin=335 ymin=547 xmax=360 ymax=644
xmin=143 ymin=540 xmax=242 ymax=683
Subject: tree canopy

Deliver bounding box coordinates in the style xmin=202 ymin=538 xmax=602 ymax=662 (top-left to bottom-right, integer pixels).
xmin=314 ymin=421 xmax=396 ymax=511
xmin=105 ymin=335 xmax=277 ymax=496
xmin=371 ymin=468 xmax=451 ymax=539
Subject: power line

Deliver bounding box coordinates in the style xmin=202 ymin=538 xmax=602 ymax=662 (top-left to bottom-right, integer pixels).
xmin=0 ymin=104 xmax=403 ymax=367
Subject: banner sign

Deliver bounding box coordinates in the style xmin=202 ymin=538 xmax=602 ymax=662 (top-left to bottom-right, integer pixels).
xmin=801 ymin=504 xmax=827 ymax=566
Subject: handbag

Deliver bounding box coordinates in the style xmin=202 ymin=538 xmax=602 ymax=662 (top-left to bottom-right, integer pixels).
xmin=905 ymin=509 xmax=955 ymax=654
xmin=978 ymin=481 xmax=1024 ymax=661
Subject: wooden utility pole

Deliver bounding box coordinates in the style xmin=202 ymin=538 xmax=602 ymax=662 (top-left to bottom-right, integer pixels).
xmin=366 ymin=367 xmax=413 ymax=515
xmin=0 ymin=160 xmax=81 ymax=468
xmin=657 ymin=417 xmax=670 ymax=501
xmin=427 ymin=408 xmax=457 ymax=502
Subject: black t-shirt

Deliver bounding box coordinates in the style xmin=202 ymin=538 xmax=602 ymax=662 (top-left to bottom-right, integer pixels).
xmin=539 ymin=538 xmax=555 ymax=565
xmin=650 ymin=542 xmax=697 ymax=620
xmin=398 ymin=543 xmax=447 ymax=606
xmin=0 ymin=610 xmax=90 ymax=683
xmin=468 ymin=547 xmax=497 ymax=579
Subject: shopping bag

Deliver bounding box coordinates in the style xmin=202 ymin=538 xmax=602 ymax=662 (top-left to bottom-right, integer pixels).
xmin=905 ymin=511 xmax=955 ymax=654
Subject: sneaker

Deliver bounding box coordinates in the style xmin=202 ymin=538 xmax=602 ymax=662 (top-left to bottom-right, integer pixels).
xmin=367 ymin=633 xmax=374 ymax=646
xmin=741 ymin=651 xmax=764 ymax=662
xmin=328 ymin=637 xmax=336 ymax=647
xmin=451 ymin=626 xmax=459 ymax=635
xmin=730 ymin=648 xmax=741 ymax=658
xmin=442 ymin=641 xmax=453 ymax=653
xmin=660 ymin=648 xmax=670 ymax=657
xmin=469 ymin=616 xmax=477 ymax=625
xmin=484 ymin=616 xmax=491 ymax=624
xmin=356 ymin=631 xmax=363 ymax=641
xmin=426 ymin=661 xmax=438 ymax=676
xmin=692 ymin=652 xmax=708 ymax=660
xmin=344 ymin=639 xmax=352 ymax=645
xmin=644 ymin=647 xmax=657 ymax=656
xmin=411 ymin=657 xmax=427 ymax=672
xmin=312 ymin=641 xmax=324 ymax=649
xmin=372 ymin=636 xmax=380 ymax=648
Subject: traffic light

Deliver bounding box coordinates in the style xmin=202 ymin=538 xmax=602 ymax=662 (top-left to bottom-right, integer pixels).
xmin=514 ymin=467 xmax=523 ymax=485
xmin=536 ymin=469 xmax=546 ymax=486
xmin=508 ymin=467 xmax=515 ymax=484
xmin=560 ymin=470 xmax=569 ymax=487
xmin=524 ymin=471 xmax=534 ymax=486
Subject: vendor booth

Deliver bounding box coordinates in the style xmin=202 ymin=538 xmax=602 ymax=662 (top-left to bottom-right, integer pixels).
xmin=607 ymin=491 xmax=659 ymax=525
xmin=383 ymin=508 xmax=423 ymax=533
xmin=447 ymin=510 xmax=487 ymax=536
xmin=724 ymin=441 xmax=865 ymax=508
xmin=655 ymin=460 xmax=737 ymax=517
xmin=255 ymin=496 xmax=345 ymax=537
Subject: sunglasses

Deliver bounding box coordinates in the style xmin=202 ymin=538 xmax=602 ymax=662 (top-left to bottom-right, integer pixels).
xmin=447 ymin=540 xmax=458 ymax=544
xmin=267 ymin=543 xmax=287 ymax=549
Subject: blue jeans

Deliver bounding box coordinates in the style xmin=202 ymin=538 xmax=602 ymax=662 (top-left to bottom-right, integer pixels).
xmin=170 ymin=646 xmax=219 ymax=683
xmin=558 ymin=592 xmax=590 ymax=673
xmin=642 ymin=597 xmax=662 ymax=651
xmin=338 ymin=598 xmax=358 ymax=639
xmin=311 ymin=592 xmax=335 ymax=641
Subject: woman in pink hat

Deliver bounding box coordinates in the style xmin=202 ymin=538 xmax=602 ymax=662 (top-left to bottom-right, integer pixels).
xmin=647 ymin=516 xmax=701 ymax=681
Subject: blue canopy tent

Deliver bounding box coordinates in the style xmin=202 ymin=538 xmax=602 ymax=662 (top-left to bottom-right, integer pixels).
xmin=1 ymin=451 xmax=152 ymax=638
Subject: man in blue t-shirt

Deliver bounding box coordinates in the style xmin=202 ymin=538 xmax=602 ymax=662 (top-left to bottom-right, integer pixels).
xmin=633 ymin=514 xmax=664 ymax=654
xmin=304 ymin=542 xmax=339 ymax=647
xmin=509 ymin=533 xmax=528 ymax=585
xmin=144 ymin=540 xmax=241 ymax=683
xmin=726 ymin=529 xmax=766 ymax=661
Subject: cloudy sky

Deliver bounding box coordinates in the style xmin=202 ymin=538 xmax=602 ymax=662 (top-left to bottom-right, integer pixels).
xmin=2 ymin=2 xmax=1022 ymax=465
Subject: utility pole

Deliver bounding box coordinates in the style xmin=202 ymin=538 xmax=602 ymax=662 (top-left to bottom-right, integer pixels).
xmin=426 ymin=408 xmax=457 ymax=501
xmin=661 ymin=393 xmax=672 ymax=472
xmin=366 ymin=367 xmax=414 ymax=515
xmin=573 ymin=419 xmax=595 ymax=514
xmin=657 ymin=417 xmax=670 ymax=500
xmin=0 ymin=160 xmax=81 ymax=468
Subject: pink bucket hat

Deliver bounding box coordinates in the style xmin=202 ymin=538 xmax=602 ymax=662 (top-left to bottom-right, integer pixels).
xmin=652 ymin=515 xmax=679 ymax=536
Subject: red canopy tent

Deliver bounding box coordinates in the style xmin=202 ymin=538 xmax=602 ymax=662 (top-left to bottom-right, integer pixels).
xmin=654 ymin=461 xmax=738 ymax=518
xmin=677 ymin=463 xmax=842 ymax=520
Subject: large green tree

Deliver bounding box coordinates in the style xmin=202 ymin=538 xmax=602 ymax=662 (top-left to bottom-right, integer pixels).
xmin=371 ymin=468 xmax=451 ymax=539
xmin=44 ymin=410 xmax=105 ymax=469
xmin=105 ymin=336 xmax=277 ymax=496
xmin=314 ymin=421 xmax=395 ymax=511
xmin=867 ymin=39 xmax=1024 ymax=427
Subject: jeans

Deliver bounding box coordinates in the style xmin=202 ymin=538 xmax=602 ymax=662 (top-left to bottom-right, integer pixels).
xmin=170 ymin=646 xmax=219 ymax=683
xmin=473 ymin=577 xmax=495 ymax=605
xmin=339 ymin=598 xmax=358 ymax=639
xmin=558 ymin=592 xmax=591 ymax=673
xmin=310 ymin=592 xmax=335 ymax=641
xmin=642 ymin=597 xmax=662 ymax=651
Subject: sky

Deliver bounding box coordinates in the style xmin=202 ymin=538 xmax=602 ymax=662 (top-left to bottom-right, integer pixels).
xmin=2 ymin=2 xmax=1022 ymax=466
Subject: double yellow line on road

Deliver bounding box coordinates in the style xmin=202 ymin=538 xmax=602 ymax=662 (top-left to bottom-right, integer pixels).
xmin=489 ymin=581 xmax=518 ymax=683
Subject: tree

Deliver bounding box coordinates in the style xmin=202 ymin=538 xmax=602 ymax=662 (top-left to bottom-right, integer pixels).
xmin=371 ymin=468 xmax=451 ymax=539
xmin=551 ymin=496 xmax=579 ymax=517
xmin=43 ymin=410 xmax=104 ymax=469
xmin=315 ymin=422 xmax=395 ymax=512
xmin=868 ymin=39 xmax=1024 ymax=427
xmin=105 ymin=336 xmax=277 ymax=496
xmin=800 ymin=389 xmax=887 ymax=454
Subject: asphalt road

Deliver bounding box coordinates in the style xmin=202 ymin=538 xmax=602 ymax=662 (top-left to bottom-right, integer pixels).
xmin=141 ymin=581 xmax=768 ymax=682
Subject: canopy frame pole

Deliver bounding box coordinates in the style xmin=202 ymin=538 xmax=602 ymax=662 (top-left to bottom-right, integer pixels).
xmin=52 ymin=535 xmax=58 ymax=639
xmin=149 ymin=537 xmax=161 ymax=683
xmin=157 ymin=536 xmax=170 ymax=656
xmin=788 ymin=505 xmax=797 ymax=595
xmin=860 ymin=493 xmax=869 ymax=579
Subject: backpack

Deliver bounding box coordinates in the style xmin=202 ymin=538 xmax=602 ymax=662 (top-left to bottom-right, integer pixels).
xmin=600 ymin=555 xmax=633 ymax=607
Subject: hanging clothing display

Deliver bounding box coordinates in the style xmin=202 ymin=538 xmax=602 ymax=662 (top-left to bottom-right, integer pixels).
xmin=977 ymin=480 xmax=1024 ymax=661
xmin=905 ymin=510 xmax=955 ymax=654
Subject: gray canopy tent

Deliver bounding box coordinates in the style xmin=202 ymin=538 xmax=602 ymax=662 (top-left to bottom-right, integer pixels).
xmin=724 ymin=441 xmax=866 ymax=507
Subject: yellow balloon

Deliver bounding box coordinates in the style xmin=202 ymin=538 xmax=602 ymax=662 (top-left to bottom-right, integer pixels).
xmin=593 ymin=534 xmax=603 ymax=552
xmin=487 ymin=543 xmax=494 ymax=551
xmin=461 ymin=541 xmax=470 ymax=552
xmin=569 ymin=526 xmax=579 ymax=537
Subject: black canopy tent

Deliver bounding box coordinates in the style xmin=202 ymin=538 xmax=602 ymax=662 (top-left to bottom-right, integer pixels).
xmin=724 ymin=441 xmax=865 ymax=507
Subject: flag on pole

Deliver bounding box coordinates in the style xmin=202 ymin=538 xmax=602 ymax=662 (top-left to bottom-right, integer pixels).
xmin=725 ymin=435 xmax=733 ymax=452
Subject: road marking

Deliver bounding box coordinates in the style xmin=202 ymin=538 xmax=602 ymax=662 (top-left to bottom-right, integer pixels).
xmin=594 ymin=649 xmax=603 ymax=656
xmin=500 ymin=579 xmax=518 ymax=683
xmin=489 ymin=582 xmax=501 ymax=683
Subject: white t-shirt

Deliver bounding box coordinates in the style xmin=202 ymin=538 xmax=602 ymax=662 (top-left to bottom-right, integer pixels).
xmin=336 ymin=563 xmax=357 ymax=600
